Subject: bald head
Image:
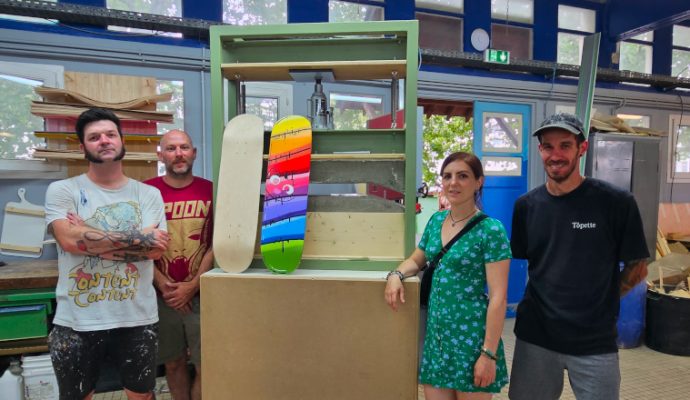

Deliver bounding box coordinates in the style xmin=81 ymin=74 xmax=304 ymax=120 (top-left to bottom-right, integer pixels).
xmin=158 ymin=129 xmax=197 ymax=178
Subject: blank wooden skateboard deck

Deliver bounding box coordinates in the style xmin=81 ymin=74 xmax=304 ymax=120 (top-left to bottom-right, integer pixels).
xmin=261 ymin=116 xmax=312 ymax=273
xmin=213 ymin=114 xmax=264 ymax=273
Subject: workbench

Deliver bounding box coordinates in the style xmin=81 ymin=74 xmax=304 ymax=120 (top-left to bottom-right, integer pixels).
xmin=0 ymin=259 xmax=58 ymax=356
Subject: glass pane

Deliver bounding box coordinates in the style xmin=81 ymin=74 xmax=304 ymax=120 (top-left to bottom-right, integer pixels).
xmin=416 ymin=0 xmax=463 ymax=13
xmin=557 ymin=32 xmax=584 ymax=65
xmin=491 ymin=0 xmax=533 ymax=24
xmin=673 ymin=25 xmax=690 ymax=48
xmin=617 ymin=114 xmax=650 ymax=129
xmin=223 ymin=0 xmax=287 ymax=24
xmin=672 ymin=49 xmax=690 ymax=78
xmin=330 ymin=93 xmax=383 ymax=130
xmin=329 ymin=1 xmax=384 ymax=22
xmin=491 ymin=24 xmax=532 ymax=59
xmin=108 ymin=26 xmax=183 ymax=38
xmin=417 ymin=12 xmax=462 ymax=52
xmin=674 ymin=124 xmax=690 ymax=174
xmin=631 ymin=31 xmax=653 ymax=43
xmin=0 ymin=74 xmax=45 ymax=160
xmin=483 ymin=156 xmax=522 ymax=176
xmin=619 ymin=42 xmax=653 ymax=74
xmin=107 ymin=0 xmax=181 ymax=17
xmin=246 ymin=96 xmax=279 ymax=131
xmin=557 ymin=5 xmax=595 ymax=33
xmin=156 ymin=80 xmax=184 ymax=176
xmin=482 ymin=112 xmax=522 ymax=153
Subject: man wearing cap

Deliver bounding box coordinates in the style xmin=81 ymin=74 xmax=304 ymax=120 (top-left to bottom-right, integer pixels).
xmin=508 ymin=113 xmax=649 ymax=399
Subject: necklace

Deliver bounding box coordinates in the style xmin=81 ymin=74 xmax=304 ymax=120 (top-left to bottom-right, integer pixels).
xmin=448 ymin=208 xmax=477 ymax=227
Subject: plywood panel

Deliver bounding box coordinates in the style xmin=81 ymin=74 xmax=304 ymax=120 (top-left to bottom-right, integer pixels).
xmin=64 ymin=72 xmax=157 ymax=108
xmin=251 ymin=212 xmax=405 ymax=260
xmin=201 ymin=269 xmax=419 ymax=400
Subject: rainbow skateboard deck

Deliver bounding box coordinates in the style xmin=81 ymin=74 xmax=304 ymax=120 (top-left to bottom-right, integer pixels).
xmin=213 ymin=114 xmax=264 ymax=273
xmin=261 ymin=116 xmax=312 ymax=273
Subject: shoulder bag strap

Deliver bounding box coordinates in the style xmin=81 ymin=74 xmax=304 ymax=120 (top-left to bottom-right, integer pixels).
xmin=424 ymin=213 xmax=488 ymax=270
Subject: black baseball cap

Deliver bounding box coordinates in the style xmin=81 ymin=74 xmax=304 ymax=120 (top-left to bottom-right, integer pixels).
xmin=533 ymin=113 xmax=586 ymax=140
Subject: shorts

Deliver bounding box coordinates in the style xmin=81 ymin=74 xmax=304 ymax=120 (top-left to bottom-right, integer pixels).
xmin=48 ymin=323 xmax=158 ymax=400
xmin=157 ymin=295 xmax=201 ymax=366
xmin=509 ymin=338 xmax=620 ymax=400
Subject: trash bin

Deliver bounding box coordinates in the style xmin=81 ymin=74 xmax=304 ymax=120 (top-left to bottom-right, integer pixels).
xmin=645 ymin=288 xmax=690 ymax=356
xmin=617 ymin=281 xmax=646 ymax=348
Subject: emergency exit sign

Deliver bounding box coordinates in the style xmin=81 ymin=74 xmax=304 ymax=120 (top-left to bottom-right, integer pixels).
xmin=484 ymin=49 xmax=510 ymax=64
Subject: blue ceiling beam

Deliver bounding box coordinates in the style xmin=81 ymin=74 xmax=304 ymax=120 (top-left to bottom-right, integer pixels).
xmin=607 ymin=0 xmax=690 ymax=41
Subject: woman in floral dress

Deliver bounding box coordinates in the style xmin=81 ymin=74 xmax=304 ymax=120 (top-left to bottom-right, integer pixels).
xmin=385 ymin=152 xmax=511 ymax=399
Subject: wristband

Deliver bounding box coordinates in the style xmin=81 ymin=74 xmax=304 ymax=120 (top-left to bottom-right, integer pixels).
xmin=480 ymin=347 xmax=498 ymax=361
xmin=386 ymin=270 xmax=405 ymax=282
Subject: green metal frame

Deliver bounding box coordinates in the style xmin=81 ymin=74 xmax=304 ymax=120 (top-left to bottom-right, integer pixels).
xmin=210 ymin=21 xmax=419 ymax=270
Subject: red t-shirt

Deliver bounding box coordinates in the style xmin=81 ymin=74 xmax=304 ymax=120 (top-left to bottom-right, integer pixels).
xmin=144 ymin=176 xmax=213 ymax=282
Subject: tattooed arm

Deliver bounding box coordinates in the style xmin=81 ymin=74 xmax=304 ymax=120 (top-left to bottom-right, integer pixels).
xmin=48 ymin=214 xmax=169 ymax=260
xmin=620 ymin=258 xmax=648 ymax=296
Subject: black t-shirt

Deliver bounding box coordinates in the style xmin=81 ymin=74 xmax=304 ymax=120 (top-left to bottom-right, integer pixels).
xmin=510 ymin=178 xmax=649 ymax=355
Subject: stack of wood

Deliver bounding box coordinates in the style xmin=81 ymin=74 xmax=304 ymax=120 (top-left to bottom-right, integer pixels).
xmin=651 ymin=227 xmax=690 ymax=298
xmin=590 ymin=114 xmax=665 ymax=137
xmin=31 ymin=86 xmax=174 ymax=123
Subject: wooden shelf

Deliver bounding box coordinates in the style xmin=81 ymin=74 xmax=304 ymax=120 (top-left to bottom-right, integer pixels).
xmin=35 ymin=132 xmax=162 ymax=142
xmin=263 ymin=153 xmax=405 ymax=161
xmin=222 ymin=60 xmax=406 ymax=81
xmin=33 ymin=148 xmax=157 ymax=162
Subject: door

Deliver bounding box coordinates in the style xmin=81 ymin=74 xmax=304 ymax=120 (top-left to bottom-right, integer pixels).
xmin=472 ymin=101 xmax=530 ymax=317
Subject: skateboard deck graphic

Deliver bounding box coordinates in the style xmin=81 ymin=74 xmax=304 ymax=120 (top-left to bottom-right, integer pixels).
xmin=261 ymin=116 xmax=312 ymax=273
xmin=213 ymin=114 xmax=264 ymax=273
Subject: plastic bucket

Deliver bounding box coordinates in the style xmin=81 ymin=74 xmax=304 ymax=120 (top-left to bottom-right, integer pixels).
xmin=645 ymin=288 xmax=690 ymax=356
xmin=616 ymin=281 xmax=647 ymax=348
xmin=21 ymin=355 xmax=58 ymax=400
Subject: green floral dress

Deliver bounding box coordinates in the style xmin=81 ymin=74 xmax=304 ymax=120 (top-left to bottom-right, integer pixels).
xmin=418 ymin=210 xmax=511 ymax=393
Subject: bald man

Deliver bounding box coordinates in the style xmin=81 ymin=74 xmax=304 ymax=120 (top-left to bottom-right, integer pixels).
xmin=145 ymin=130 xmax=213 ymax=400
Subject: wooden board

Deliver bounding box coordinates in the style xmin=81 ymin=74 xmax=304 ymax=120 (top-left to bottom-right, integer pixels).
xmin=64 ymin=71 xmax=157 ymax=109
xmin=0 ymin=260 xmax=58 ymax=290
xmin=221 ymin=60 xmax=407 ymax=81
xmin=0 ymin=189 xmax=46 ymax=258
xmin=261 ymin=116 xmax=312 ymax=273
xmin=35 ymin=86 xmax=172 ymax=110
xmin=255 ymin=212 xmax=405 ymax=261
xmin=201 ymin=269 xmax=419 ymax=400
xmin=213 ymin=114 xmax=265 ymax=273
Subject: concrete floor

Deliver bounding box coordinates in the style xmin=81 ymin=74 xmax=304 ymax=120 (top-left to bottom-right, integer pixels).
xmin=95 ymin=318 xmax=690 ymax=400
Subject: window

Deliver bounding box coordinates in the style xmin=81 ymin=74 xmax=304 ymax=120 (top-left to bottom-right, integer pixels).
xmin=329 ymin=1 xmax=384 ymax=23
xmin=0 ymin=61 xmax=64 ymax=178
xmin=491 ymin=24 xmax=532 ymax=59
xmin=223 ymin=0 xmax=287 ymax=25
xmin=557 ymin=5 xmax=596 ymax=65
xmin=329 ymin=93 xmax=383 ymax=130
xmin=107 ymin=0 xmax=181 ymax=16
xmin=617 ymin=114 xmax=650 ymax=129
xmin=619 ymin=31 xmax=653 ymax=74
xmin=668 ymin=114 xmax=690 ymax=182
xmin=245 ymin=83 xmax=293 ymax=131
xmin=491 ymin=0 xmax=533 ymax=24
xmin=672 ymin=25 xmax=690 ymax=79
xmin=416 ymin=0 xmax=463 ymax=13
xmin=156 ymin=80 xmax=184 ymax=176
xmin=490 ymin=0 xmax=533 ymax=59
xmin=417 ymin=12 xmax=463 ymax=52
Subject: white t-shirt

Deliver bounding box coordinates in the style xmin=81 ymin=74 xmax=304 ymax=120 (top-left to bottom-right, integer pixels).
xmin=45 ymin=174 xmax=166 ymax=331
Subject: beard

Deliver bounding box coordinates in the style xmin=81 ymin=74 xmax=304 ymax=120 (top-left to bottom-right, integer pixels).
xmin=166 ymin=159 xmax=193 ymax=176
xmin=84 ymin=145 xmax=126 ymax=164
xmin=545 ymin=158 xmax=579 ymax=183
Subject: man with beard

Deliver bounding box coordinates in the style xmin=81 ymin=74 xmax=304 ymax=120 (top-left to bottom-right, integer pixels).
xmin=508 ymin=113 xmax=649 ymax=400
xmin=145 ymin=130 xmax=213 ymax=400
xmin=45 ymin=108 xmax=169 ymax=400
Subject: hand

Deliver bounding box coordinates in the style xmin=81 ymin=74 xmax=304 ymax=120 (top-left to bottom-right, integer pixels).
xmin=175 ymin=302 xmax=193 ymax=315
xmin=163 ymin=280 xmax=198 ymax=310
xmin=384 ymin=275 xmax=405 ymax=311
xmin=473 ymin=353 xmax=497 ymax=388
xmin=66 ymin=211 xmax=85 ymax=226
xmin=141 ymin=224 xmax=170 ymax=251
